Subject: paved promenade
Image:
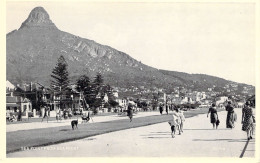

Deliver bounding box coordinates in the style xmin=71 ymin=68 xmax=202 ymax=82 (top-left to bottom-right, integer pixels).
xmin=7 ymin=108 xmax=256 ymax=158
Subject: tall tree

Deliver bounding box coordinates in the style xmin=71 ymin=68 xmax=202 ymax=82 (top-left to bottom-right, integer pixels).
xmin=76 ymin=75 xmax=91 ymax=94
xmin=76 ymin=75 xmax=91 ymax=108
xmin=89 ymin=73 xmax=105 ymax=113
xmin=93 ymin=72 xmax=104 ymax=95
xmin=50 ymin=55 xmax=70 ymax=110
xmin=151 ymin=93 xmax=159 ymax=110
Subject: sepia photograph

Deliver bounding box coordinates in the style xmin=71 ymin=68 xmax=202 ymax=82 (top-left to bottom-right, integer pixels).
xmin=2 ymin=0 xmax=259 ymax=161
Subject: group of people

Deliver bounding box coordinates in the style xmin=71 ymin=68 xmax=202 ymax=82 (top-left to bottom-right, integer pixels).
xmin=6 ymin=113 xmax=17 ymax=122
xmin=169 ymin=107 xmax=186 ymax=138
xmin=159 ymin=104 xmax=169 ymax=115
xmin=207 ymin=101 xmax=255 ymax=140
xmin=207 ymin=101 xmax=237 ymax=129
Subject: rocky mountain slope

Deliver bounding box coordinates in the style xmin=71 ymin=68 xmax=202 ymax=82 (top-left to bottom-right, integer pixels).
xmin=6 ymin=7 xmax=254 ymax=95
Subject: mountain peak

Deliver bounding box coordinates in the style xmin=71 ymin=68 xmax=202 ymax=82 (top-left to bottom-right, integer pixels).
xmin=19 ymin=7 xmax=57 ymax=30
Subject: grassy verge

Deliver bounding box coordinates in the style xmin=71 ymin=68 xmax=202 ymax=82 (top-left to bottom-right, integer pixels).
xmin=6 ymin=112 xmax=119 ymax=125
xmin=6 ymin=108 xmax=224 ymax=154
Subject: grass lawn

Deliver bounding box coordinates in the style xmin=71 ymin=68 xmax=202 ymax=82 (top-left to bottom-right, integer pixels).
xmin=6 ymin=108 xmax=224 ymax=154
xmin=6 ymin=112 xmax=119 ymax=125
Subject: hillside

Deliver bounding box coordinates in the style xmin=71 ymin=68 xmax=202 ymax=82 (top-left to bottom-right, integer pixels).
xmin=6 ymin=7 xmax=254 ymax=96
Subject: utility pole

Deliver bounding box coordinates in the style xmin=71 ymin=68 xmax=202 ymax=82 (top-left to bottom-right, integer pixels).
xmin=35 ymin=89 xmax=37 ymax=109
xmin=59 ymin=86 xmax=62 ymax=110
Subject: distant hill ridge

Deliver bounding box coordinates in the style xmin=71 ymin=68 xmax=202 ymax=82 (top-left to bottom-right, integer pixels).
xmin=6 ymin=7 xmax=254 ymax=95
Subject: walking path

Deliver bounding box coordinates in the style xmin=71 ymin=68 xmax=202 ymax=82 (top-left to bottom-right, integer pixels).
xmin=7 ymin=108 xmax=256 ymax=158
xmin=6 ymin=112 xmax=159 ymax=132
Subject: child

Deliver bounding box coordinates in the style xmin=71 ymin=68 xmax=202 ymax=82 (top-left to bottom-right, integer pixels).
xmin=168 ymin=121 xmax=176 ymax=138
xmin=168 ymin=111 xmax=181 ymax=138
xmin=177 ymin=107 xmax=185 ymax=133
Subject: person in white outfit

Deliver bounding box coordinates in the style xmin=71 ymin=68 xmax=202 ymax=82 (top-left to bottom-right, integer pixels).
xmin=177 ymin=107 xmax=185 ymax=133
xmin=169 ymin=109 xmax=181 ymax=138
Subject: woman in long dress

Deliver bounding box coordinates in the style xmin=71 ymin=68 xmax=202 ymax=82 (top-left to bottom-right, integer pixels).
xmin=159 ymin=104 xmax=163 ymax=115
xmin=225 ymin=101 xmax=235 ymax=129
xmin=127 ymin=104 xmax=133 ymax=122
xmin=207 ymin=104 xmax=218 ymax=129
xmin=242 ymin=102 xmax=254 ymax=140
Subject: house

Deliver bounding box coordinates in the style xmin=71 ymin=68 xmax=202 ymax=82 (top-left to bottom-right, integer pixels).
xmin=116 ymin=98 xmax=128 ymax=111
xmin=6 ymin=80 xmax=15 ymax=91
xmin=171 ymin=96 xmax=182 ymax=105
xmin=103 ymin=93 xmax=109 ymax=103
xmin=112 ymin=90 xmax=119 ymax=98
xmin=180 ymin=97 xmax=193 ymax=104
xmin=6 ymin=89 xmax=32 ymax=118
xmin=216 ymin=96 xmax=228 ymax=107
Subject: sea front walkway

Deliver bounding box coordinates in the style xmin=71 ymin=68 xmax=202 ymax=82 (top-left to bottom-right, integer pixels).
xmin=7 ymin=108 xmax=256 ymax=158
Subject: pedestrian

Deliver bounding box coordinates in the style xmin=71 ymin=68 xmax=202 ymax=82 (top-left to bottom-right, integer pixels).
xmin=68 ymin=107 xmax=72 ymax=118
xmin=173 ymin=109 xmax=181 ymax=135
xmin=56 ymin=108 xmax=61 ymax=122
xmin=207 ymin=104 xmax=219 ymax=129
xmin=176 ymin=107 xmax=185 ymax=133
xmin=41 ymin=105 xmax=49 ymax=122
xmin=252 ymin=111 xmax=256 ymax=135
xmin=17 ymin=108 xmax=22 ymax=121
xmin=166 ymin=105 xmax=169 ymax=115
xmin=127 ymin=104 xmax=133 ymax=122
xmin=169 ymin=110 xmax=181 ymax=138
xmin=159 ymin=104 xmax=163 ymax=115
xmin=225 ymin=101 xmax=235 ymax=129
xmin=242 ymin=101 xmax=254 ymax=140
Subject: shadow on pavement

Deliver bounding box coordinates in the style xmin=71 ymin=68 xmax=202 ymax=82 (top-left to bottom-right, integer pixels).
xmin=142 ymin=132 xmax=172 ymax=139
xmin=193 ymin=138 xmax=247 ymax=143
xmin=184 ymin=128 xmax=228 ymax=131
xmin=144 ymin=137 xmax=171 ymax=139
xmin=140 ymin=133 xmax=170 ymax=136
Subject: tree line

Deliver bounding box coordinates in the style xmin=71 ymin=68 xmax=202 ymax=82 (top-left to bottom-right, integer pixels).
xmin=50 ymin=55 xmax=118 ymax=113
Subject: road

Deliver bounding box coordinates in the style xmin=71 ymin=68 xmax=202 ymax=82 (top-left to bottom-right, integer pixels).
xmin=7 ymin=108 xmax=255 ymax=157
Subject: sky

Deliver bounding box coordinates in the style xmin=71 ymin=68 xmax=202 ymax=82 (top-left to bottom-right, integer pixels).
xmin=6 ymin=1 xmax=256 ymax=86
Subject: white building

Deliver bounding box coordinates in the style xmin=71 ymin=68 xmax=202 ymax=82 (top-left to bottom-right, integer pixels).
xmin=116 ymin=98 xmax=128 ymax=110
xmin=113 ymin=92 xmax=118 ymax=98
xmin=181 ymin=97 xmax=193 ymax=104
xmin=103 ymin=93 xmax=109 ymax=103
xmin=216 ymin=96 xmax=228 ymax=106
xmin=6 ymin=80 xmax=15 ymax=91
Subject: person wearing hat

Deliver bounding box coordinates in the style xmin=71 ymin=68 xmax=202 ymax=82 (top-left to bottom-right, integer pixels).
xmin=242 ymin=101 xmax=254 ymax=140
xmin=225 ymin=101 xmax=235 ymax=129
